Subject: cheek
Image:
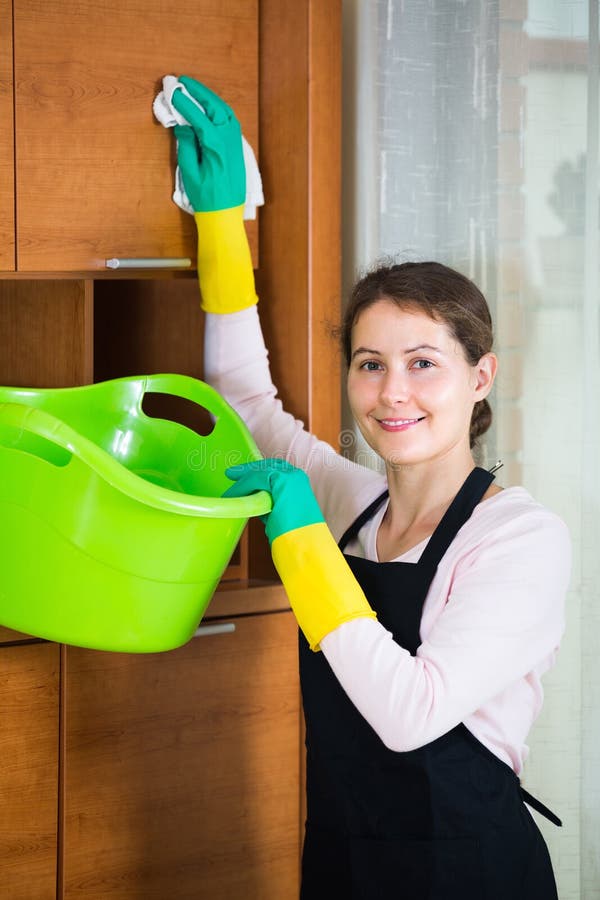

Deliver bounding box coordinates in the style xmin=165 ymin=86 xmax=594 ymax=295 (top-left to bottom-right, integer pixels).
xmin=346 ymin=372 xmax=366 ymax=411
xmin=417 ymin=375 xmax=474 ymax=421
xmin=434 ymin=364 xmax=473 ymax=394
xmin=416 ymin=374 xmax=457 ymax=406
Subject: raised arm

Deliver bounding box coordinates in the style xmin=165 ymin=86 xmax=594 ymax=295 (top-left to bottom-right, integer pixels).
xmin=167 ymin=77 xmax=383 ymax=647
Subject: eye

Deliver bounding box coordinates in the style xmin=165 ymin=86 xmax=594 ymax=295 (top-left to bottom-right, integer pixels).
xmin=411 ymin=359 xmax=434 ymax=370
xmin=359 ymin=360 xmax=384 ymax=372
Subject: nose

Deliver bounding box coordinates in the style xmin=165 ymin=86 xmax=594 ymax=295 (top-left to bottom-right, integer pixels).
xmin=379 ymin=369 xmax=410 ymax=406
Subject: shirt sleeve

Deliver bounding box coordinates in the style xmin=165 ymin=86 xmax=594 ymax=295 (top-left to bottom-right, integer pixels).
xmin=320 ymin=507 xmax=571 ymax=752
xmin=203 ymin=307 xmax=385 ymax=538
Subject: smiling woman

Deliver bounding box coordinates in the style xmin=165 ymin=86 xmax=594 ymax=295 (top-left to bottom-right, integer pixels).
xmin=206 ymin=261 xmax=570 ymax=900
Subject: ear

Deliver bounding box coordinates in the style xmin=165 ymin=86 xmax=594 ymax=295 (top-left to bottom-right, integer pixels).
xmin=472 ymin=352 xmax=497 ymax=401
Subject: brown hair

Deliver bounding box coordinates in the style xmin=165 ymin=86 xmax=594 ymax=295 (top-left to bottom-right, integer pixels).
xmin=342 ymin=261 xmax=494 ymax=449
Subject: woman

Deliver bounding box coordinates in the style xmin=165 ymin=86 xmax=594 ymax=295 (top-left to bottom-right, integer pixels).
xmin=171 ymin=76 xmax=571 ymax=899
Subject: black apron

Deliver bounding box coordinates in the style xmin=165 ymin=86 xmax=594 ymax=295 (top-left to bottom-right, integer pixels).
xmin=299 ymin=467 xmax=560 ymax=900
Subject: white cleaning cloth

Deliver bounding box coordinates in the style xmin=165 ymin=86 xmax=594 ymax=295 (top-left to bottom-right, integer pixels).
xmin=153 ymin=75 xmax=264 ymax=220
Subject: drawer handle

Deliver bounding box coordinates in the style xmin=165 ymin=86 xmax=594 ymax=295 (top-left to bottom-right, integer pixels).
xmin=105 ymin=257 xmax=192 ymax=269
xmin=193 ymin=622 xmax=236 ymax=638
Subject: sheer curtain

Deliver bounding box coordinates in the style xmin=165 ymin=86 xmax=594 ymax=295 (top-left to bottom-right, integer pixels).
xmin=342 ymin=2 xmax=599 ymax=897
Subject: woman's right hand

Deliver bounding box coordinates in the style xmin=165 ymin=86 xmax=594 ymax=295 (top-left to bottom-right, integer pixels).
xmin=170 ymin=75 xmax=257 ymax=314
xmin=171 ymin=76 xmax=245 ymax=213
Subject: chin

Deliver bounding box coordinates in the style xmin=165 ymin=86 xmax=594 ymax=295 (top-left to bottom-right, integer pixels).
xmin=374 ymin=444 xmax=417 ymax=468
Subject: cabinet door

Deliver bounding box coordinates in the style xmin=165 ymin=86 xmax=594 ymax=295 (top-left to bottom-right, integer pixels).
xmin=0 ymin=642 xmax=59 ymax=900
xmin=0 ymin=0 xmax=14 ymax=271
xmin=63 ymin=611 xmax=301 ymax=899
xmin=13 ymin=0 xmax=258 ymax=272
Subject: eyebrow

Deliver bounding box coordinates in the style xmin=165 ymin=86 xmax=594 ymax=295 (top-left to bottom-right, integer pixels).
xmin=351 ymin=344 xmax=442 ymax=360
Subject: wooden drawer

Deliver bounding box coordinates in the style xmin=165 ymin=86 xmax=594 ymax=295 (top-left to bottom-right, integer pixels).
xmin=62 ymin=610 xmax=301 ymax=898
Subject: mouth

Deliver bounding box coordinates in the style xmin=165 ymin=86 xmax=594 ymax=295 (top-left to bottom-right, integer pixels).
xmin=376 ymin=416 xmax=426 ymax=432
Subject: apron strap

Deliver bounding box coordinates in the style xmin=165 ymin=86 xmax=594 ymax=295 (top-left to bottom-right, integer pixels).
xmin=338 ymin=490 xmax=389 ymax=552
xmin=520 ymin=786 xmax=563 ymax=827
xmin=417 ymin=467 xmax=494 ymax=569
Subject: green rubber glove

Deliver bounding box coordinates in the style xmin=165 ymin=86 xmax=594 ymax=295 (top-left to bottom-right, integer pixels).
xmin=171 ymin=75 xmax=245 ymax=212
xmin=224 ymin=460 xmax=376 ymax=651
xmin=224 ymin=459 xmax=324 ymax=544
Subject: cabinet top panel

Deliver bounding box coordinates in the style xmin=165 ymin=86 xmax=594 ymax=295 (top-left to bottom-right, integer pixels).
xmin=13 ymin=0 xmax=258 ymax=272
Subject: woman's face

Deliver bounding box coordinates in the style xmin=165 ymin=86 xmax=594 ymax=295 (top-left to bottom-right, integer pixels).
xmin=347 ymin=299 xmax=497 ymax=470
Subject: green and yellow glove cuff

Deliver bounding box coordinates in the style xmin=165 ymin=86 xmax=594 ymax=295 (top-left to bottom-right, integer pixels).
xmin=194 ymin=208 xmax=258 ymax=314
xmin=271 ymin=522 xmax=376 ymax=652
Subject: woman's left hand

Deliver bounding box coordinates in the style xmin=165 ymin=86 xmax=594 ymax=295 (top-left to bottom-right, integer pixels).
xmin=224 ymin=458 xmax=324 ymax=544
xmin=224 ymin=459 xmax=376 ymax=651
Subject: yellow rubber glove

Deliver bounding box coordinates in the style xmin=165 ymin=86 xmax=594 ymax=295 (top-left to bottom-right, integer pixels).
xmin=224 ymin=460 xmax=376 ymax=651
xmin=193 ymin=208 xmax=257 ymax=314
xmin=171 ymin=76 xmax=257 ymax=314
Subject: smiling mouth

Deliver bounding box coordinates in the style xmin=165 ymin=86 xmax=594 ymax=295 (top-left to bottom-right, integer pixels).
xmin=377 ymin=416 xmax=426 ymax=430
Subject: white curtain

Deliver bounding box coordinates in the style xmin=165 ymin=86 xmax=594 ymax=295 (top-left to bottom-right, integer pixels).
xmin=342 ymin=2 xmax=600 ymax=897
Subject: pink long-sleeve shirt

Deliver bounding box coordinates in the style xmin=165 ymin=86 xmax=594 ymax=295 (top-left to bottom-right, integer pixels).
xmin=204 ymin=306 xmax=571 ymax=775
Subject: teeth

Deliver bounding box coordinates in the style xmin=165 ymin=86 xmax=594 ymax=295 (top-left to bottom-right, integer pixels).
xmin=380 ymin=418 xmax=421 ymax=425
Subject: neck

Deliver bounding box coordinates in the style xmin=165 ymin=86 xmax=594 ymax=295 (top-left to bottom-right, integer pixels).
xmin=383 ymin=453 xmax=477 ymax=534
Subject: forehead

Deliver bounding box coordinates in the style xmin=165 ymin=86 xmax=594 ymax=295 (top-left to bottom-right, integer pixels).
xmin=351 ymin=300 xmax=452 ymax=346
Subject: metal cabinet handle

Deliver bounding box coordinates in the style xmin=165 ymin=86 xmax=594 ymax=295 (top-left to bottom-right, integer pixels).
xmin=105 ymin=257 xmax=192 ymax=269
xmin=193 ymin=622 xmax=236 ymax=638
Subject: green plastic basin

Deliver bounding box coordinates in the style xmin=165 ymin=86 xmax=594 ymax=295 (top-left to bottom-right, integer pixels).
xmin=0 ymin=374 xmax=271 ymax=653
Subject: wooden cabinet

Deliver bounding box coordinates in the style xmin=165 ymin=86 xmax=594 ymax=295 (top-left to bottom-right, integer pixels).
xmin=7 ymin=0 xmax=258 ymax=273
xmin=0 ymin=642 xmax=60 ymax=899
xmin=61 ymin=609 xmax=300 ymax=899
xmin=0 ymin=0 xmax=341 ymax=896
xmin=0 ymin=0 xmax=14 ymax=271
